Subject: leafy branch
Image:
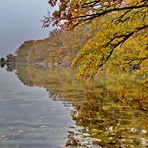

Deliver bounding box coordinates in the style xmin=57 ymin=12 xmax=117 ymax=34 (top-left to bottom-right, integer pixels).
xmin=98 ymin=25 xmax=148 ymax=68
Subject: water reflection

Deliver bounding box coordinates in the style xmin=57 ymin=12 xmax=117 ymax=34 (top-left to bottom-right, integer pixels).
xmin=0 ymin=63 xmax=5 ymax=68
xmin=0 ymin=66 xmax=74 ymax=148
xmin=1 ymin=64 xmax=148 ymax=147
xmin=0 ymin=63 xmax=15 ymax=72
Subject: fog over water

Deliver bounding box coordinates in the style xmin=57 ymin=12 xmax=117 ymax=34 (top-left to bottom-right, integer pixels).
xmin=0 ymin=0 xmax=52 ymax=57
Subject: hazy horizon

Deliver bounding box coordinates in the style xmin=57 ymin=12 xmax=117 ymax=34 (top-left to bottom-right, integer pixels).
xmin=0 ymin=0 xmax=52 ymax=57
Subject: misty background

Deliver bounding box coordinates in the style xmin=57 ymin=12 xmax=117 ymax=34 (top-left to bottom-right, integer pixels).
xmin=0 ymin=0 xmax=52 ymax=57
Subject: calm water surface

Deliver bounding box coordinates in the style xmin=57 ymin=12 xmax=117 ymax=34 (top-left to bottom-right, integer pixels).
xmin=0 ymin=65 xmax=148 ymax=148
xmin=0 ymin=68 xmax=74 ymax=148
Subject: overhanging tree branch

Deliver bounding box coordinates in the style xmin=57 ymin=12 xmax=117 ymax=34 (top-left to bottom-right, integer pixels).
xmin=73 ymin=3 xmax=148 ymax=22
xmin=98 ymin=25 xmax=148 ymax=68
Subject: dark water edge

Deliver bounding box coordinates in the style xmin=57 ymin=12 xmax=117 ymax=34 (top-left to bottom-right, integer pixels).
xmin=0 ymin=64 xmax=148 ymax=148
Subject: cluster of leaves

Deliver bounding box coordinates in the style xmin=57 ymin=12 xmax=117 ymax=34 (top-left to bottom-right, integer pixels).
xmin=44 ymin=0 xmax=148 ymax=78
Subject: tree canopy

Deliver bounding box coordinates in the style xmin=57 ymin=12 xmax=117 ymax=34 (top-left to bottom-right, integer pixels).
xmin=44 ymin=0 xmax=148 ymax=78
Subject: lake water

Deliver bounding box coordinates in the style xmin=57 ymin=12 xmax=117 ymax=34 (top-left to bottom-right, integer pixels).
xmin=0 ymin=67 xmax=75 ymax=148
xmin=0 ymin=65 xmax=148 ymax=148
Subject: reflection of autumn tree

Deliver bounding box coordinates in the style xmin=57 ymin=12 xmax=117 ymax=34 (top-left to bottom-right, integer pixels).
xmin=15 ymin=65 xmax=148 ymax=111
xmin=14 ymin=65 xmax=148 ymax=147
xmin=72 ymin=84 xmax=148 ymax=147
xmin=44 ymin=0 xmax=148 ymax=78
xmin=6 ymin=64 xmax=15 ymax=72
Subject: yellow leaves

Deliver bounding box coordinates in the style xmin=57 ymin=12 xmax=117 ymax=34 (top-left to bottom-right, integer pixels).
xmin=42 ymin=0 xmax=148 ymax=79
xmin=124 ymin=0 xmax=144 ymax=5
xmin=70 ymin=4 xmax=148 ymax=78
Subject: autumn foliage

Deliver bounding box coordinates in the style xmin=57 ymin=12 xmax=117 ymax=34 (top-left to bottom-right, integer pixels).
xmin=43 ymin=0 xmax=148 ymax=78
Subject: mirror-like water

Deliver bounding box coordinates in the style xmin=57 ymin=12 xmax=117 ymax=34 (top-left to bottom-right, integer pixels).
xmin=0 ymin=68 xmax=74 ymax=148
xmin=0 ymin=64 xmax=148 ymax=148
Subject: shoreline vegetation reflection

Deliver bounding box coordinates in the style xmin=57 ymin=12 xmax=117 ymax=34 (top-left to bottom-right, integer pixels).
xmin=0 ymin=64 xmax=148 ymax=147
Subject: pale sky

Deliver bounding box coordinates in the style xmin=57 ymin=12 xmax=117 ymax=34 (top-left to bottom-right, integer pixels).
xmin=0 ymin=0 xmax=53 ymax=57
